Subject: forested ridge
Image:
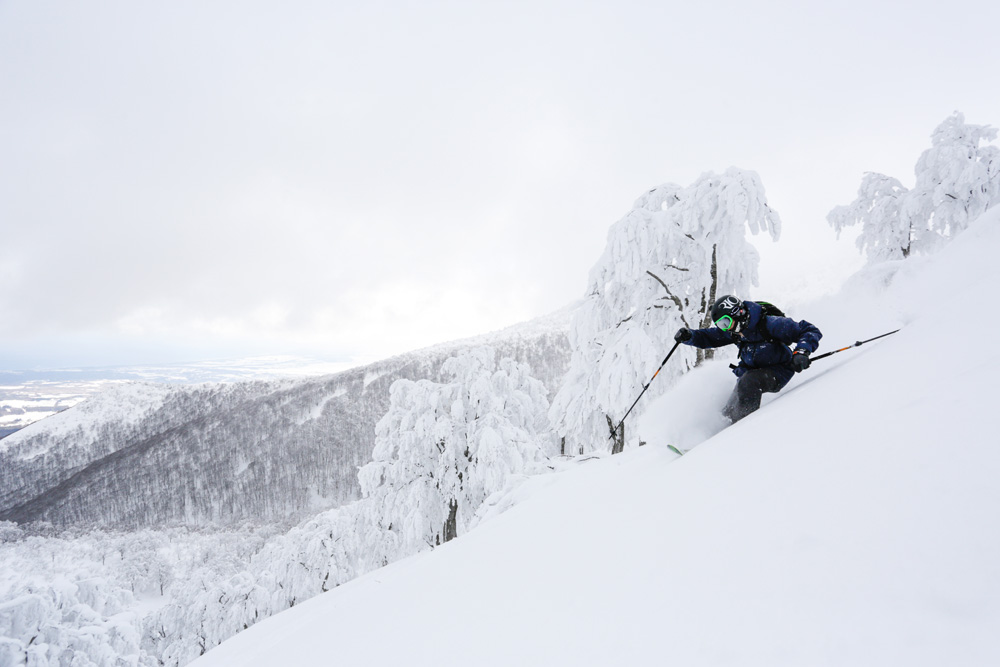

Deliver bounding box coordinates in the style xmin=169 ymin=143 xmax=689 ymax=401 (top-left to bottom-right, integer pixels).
xmin=0 ymin=322 xmax=570 ymax=530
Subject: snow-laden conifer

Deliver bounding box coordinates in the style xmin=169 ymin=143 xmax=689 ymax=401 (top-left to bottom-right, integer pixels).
xmin=358 ymin=347 xmax=553 ymax=555
xmin=829 ymin=112 xmax=1000 ymax=262
xmin=550 ymin=168 xmax=780 ymax=455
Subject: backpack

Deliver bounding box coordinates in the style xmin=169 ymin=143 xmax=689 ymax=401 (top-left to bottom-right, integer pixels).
xmin=755 ymin=301 xmax=785 ymax=318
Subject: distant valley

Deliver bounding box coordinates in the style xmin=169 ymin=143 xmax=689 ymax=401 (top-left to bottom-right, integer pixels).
xmin=0 ymin=357 xmax=365 ymax=438
xmin=0 ymin=311 xmax=573 ymax=530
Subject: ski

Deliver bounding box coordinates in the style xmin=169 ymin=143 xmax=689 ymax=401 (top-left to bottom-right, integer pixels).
xmin=667 ymin=444 xmax=685 ymax=457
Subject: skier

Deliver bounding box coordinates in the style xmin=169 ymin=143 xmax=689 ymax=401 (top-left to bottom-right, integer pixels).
xmin=674 ymin=295 xmax=822 ymax=423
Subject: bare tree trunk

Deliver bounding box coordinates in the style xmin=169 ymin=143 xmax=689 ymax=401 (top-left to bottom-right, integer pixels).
xmin=607 ymin=415 xmax=625 ymax=455
xmin=442 ymin=499 xmax=458 ymax=543
xmin=695 ymin=244 xmax=719 ymax=366
xmin=707 ymin=243 xmax=718 ymax=323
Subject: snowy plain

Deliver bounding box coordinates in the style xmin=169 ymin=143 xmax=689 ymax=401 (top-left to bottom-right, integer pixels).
xmin=192 ymin=209 xmax=1000 ymax=667
xmin=0 ymin=356 xmax=360 ymax=436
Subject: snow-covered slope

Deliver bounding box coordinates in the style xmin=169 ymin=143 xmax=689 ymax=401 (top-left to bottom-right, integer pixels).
xmin=192 ymin=211 xmax=1000 ymax=666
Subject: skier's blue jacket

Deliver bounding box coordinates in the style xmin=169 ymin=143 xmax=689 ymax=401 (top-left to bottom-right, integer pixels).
xmin=683 ymin=301 xmax=823 ymax=386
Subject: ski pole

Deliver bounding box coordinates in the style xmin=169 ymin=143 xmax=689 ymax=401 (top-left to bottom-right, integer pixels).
xmin=810 ymin=329 xmax=900 ymax=363
xmin=608 ymin=340 xmax=682 ymax=439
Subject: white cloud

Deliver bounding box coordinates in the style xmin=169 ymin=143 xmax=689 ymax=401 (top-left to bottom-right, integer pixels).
xmin=0 ymin=0 xmax=997 ymax=367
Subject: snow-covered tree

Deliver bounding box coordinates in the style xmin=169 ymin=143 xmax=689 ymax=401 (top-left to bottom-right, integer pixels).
xmin=829 ymin=112 xmax=1000 ymax=263
xmin=908 ymin=112 xmax=1000 ymax=244
xmin=358 ymin=347 xmax=554 ymax=555
xmin=550 ymin=168 xmax=781 ymax=455
xmin=0 ymin=529 xmax=157 ymax=666
xmin=828 ymin=172 xmax=911 ymax=262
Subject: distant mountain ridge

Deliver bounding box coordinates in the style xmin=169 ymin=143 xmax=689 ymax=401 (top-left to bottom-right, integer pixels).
xmin=0 ymin=308 xmax=573 ymax=529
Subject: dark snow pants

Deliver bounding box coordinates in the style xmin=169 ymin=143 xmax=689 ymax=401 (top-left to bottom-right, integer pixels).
xmin=722 ymin=367 xmax=789 ymax=423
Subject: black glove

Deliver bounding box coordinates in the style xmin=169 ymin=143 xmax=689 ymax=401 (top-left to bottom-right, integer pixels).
xmin=791 ymin=349 xmax=811 ymax=372
xmin=674 ymin=328 xmax=693 ymax=343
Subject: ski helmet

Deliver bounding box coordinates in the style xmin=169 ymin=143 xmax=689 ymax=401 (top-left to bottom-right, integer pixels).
xmin=710 ymin=295 xmax=747 ymax=332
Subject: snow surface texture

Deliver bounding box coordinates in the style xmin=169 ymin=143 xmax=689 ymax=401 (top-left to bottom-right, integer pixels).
xmin=192 ymin=209 xmax=1000 ymax=666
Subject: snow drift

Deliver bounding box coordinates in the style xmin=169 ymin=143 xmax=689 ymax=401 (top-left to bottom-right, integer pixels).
xmin=192 ymin=209 xmax=1000 ymax=666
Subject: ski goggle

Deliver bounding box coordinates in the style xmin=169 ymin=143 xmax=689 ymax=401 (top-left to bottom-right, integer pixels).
xmin=715 ymin=315 xmax=736 ymax=331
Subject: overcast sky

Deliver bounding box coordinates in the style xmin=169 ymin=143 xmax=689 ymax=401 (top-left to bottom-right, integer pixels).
xmin=1 ymin=0 xmax=997 ymax=369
